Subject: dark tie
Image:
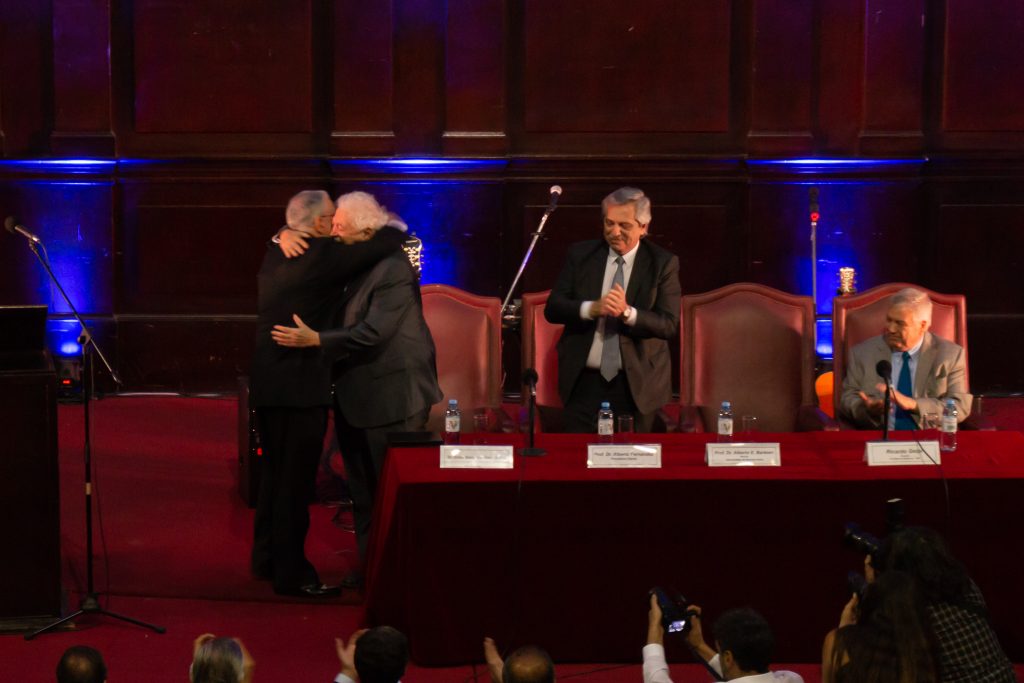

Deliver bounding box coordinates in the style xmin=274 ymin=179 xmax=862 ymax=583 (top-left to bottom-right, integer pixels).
xmin=894 ymin=351 xmax=916 ymax=430
xmin=599 ymin=256 xmax=625 ymax=381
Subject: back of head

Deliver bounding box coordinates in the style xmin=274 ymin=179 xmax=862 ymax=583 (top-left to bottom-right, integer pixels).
xmin=285 ymin=189 xmax=333 ymax=231
xmin=335 ymin=191 xmax=390 ymax=234
xmin=601 ymin=186 xmax=652 ymax=225
xmin=712 ymin=608 xmax=774 ymax=674
xmin=355 ymin=626 xmax=409 ymax=683
xmin=190 ymin=637 xmax=244 ymax=683
xmin=833 ymin=571 xmax=936 ymax=683
xmin=502 ymin=645 xmax=555 ymax=683
xmin=875 ymin=526 xmax=971 ymax=606
xmin=57 ymin=646 xmax=107 ymax=683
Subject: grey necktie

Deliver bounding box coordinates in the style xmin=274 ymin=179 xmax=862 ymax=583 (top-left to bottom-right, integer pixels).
xmin=600 ymin=256 xmax=625 ymax=381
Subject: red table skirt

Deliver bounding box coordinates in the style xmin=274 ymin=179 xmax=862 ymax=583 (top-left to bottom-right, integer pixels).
xmin=364 ymin=431 xmax=1024 ymax=665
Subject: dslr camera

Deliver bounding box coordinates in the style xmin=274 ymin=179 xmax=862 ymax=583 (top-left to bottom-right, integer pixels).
xmin=650 ymin=587 xmax=698 ymax=635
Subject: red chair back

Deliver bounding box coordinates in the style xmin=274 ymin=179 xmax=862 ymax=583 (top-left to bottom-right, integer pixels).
xmin=521 ymin=291 xmax=564 ymax=411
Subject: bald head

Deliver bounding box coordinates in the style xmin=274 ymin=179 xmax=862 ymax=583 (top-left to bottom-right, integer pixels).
xmin=57 ymin=646 xmax=106 ymax=683
xmin=503 ymin=646 xmax=554 ymax=683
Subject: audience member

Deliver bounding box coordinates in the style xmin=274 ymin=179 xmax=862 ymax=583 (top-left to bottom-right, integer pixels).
xmin=56 ymin=645 xmax=107 ymax=683
xmin=190 ymin=633 xmax=254 ymax=683
xmin=483 ymin=638 xmax=555 ymax=683
xmin=645 ymin=595 xmax=803 ymax=683
xmin=870 ymin=527 xmax=1016 ymax=682
xmin=334 ymin=626 xmax=409 ymax=683
xmin=822 ymin=570 xmax=936 ymax=683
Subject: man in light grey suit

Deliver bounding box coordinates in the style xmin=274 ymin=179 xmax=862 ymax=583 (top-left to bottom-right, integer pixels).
xmin=839 ymin=287 xmax=972 ymax=430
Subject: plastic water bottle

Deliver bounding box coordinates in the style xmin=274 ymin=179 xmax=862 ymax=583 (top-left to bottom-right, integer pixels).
xmin=444 ymin=399 xmax=461 ymax=444
xmin=717 ymin=401 xmax=734 ymax=442
xmin=597 ymin=401 xmax=614 ymax=443
xmin=940 ymin=398 xmax=958 ymax=452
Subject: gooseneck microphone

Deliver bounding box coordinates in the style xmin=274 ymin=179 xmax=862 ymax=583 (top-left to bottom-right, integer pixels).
xmin=545 ymin=185 xmax=563 ymax=215
xmin=522 ymin=368 xmax=539 ymax=397
xmin=876 ymin=360 xmax=893 ymax=441
xmin=4 ymin=216 xmax=41 ymax=243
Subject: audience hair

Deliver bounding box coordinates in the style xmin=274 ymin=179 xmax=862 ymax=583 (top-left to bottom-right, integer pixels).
xmin=56 ymin=646 xmax=107 ymax=683
xmin=354 ymin=626 xmax=409 ymax=683
xmin=285 ymin=190 xmax=332 ymax=231
xmin=874 ymin=526 xmax=973 ymax=609
xmin=336 ymin=191 xmax=390 ymax=233
xmin=502 ymin=645 xmax=555 ymax=683
xmin=712 ymin=608 xmax=775 ymax=674
xmin=889 ymin=287 xmax=933 ymax=325
xmin=190 ymin=637 xmax=244 ymax=683
xmin=601 ymin=186 xmax=652 ymax=225
xmin=830 ymin=571 xmax=937 ymax=683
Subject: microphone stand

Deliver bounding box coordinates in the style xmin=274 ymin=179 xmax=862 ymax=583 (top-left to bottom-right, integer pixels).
xmin=520 ymin=370 xmax=546 ymax=457
xmin=22 ymin=237 xmax=164 ymax=639
xmin=501 ymin=207 xmax=556 ymax=325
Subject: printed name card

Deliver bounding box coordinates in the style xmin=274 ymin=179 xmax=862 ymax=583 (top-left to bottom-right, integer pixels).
xmin=705 ymin=443 xmax=782 ymax=467
xmin=864 ymin=441 xmax=940 ymax=466
xmin=440 ymin=445 xmax=514 ymax=469
xmin=587 ymin=444 xmax=662 ymax=468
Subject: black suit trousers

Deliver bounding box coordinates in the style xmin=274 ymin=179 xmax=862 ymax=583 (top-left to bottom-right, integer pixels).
xmin=252 ymin=406 xmax=327 ymax=591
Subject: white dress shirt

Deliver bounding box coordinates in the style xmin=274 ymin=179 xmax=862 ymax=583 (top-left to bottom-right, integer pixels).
xmin=580 ymin=242 xmax=640 ymax=370
xmin=642 ymin=644 xmax=804 ymax=683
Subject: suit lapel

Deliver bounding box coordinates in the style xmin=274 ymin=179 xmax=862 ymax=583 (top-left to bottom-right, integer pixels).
xmin=626 ymin=241 xmax=650 ymax=302
xmin=915 ymin=332 xmax=937 ymax=397
xmin=585 ymin=244 xmax=608 ymax=298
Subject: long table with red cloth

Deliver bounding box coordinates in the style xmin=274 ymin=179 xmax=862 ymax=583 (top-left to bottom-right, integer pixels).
xmin=363 ymin=431 xmax=1024 ymax=665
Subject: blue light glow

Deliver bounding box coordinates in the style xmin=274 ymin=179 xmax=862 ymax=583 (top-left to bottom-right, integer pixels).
xmin=332 ymin=158 xmax=505 ymax=175
xmin=47 ymin=318 xmax=84 ymax=357
xmin=60 ymin=340 xmax=82 ymax=355
xmin=816 ymin=318 xmax=834 ymax=359
xmin=762 ymin=158 xmax=918 ymax=166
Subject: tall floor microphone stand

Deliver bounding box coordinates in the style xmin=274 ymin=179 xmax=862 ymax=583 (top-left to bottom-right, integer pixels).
xmin=22 ymin=234 xmax=164 ymax=639
xmin=501 ymin=186 xmax=561 ymax=322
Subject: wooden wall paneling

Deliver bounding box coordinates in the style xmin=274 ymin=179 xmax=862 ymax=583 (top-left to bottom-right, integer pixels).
xmin=818 ymin=0 xmax=864 ymax=154
xmin=51 ymin=0 xmax=114 ymax=156
xmin=393 ymin=0 xmax=446 ymax=154
xmin=859 ymin=0 xmax=925 ymax=154
xmin=517 ymin=0 xmax=732 ymax=154
xmin=0 ymin=1 xmax=53 ymax=156
xmin=747 ymin=0 xmax=815 ymax=153
xmin=443 ymin=0 xmax=506 ymax=155
xmin=331 ymin=0 xmax=396 ymax=155
xmin=938 ymin=0 xmax=1024 ymax=150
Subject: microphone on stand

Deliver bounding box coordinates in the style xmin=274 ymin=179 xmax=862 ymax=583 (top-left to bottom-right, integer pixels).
xmin=522 ymin=368 xmax=539 ymax=398
xmin=876 ymin=360 xmax=893 ymax=441
xmin=500 ymin=185 xmax=565 ymax=324
xmin=4 ymin=216 xmax=42 ymax=243
xmin=544 ymin=185 xmax=562 ymax=215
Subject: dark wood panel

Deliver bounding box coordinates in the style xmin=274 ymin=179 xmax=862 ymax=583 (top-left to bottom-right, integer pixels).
xmin=748 ymin=0 xmax=813 ymax=152
xmin=393 ymin=0 xmax=445 ymax=154
xmin=522 ymin=0 xmax=731 ymax=134
xmin=968 ymin=315 xmax=1024 ymax=395
xmin=331 ymin=0 xmax=395 ymax=155
xmin=860 ymin=0 xmax=924 ymax=152
xmin=818 ymin=0 xmax=863 ymax=153
xmin=51 ymin=0 xmax=113 ymax=155
xmin=942 ymin=0 xmax=1024 ymax=133
xmin=133 ymin=0 xmax=313 ymax=134
xmin=0 ymin=1 xmax=52 ymax=156
xmin=444 ymin=0 xmax=506 ymax=154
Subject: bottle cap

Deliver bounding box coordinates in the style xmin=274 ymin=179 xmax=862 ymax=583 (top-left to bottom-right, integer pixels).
xmin=449 ymin=399 xmax=458 ymax=406
xmin=601 ymin=401 xmax=610 ymax=409
xmin=722 ymin=401 xmax=731 ymax=409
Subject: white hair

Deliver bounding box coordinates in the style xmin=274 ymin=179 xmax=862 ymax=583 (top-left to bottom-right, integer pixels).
xmin=285 ymin=190 xmax=333 ymax=230
xmin=890 ymin=287 xmax=933 ymax=325
xmin=602 ymin=186 xmax=652 ymax=225
xmin=335 ymin=191 xmax=390 ymax=233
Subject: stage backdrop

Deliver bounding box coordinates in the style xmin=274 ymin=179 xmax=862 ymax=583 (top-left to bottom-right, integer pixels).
xmin=0 ymin=0 xmax=1022 ymax=394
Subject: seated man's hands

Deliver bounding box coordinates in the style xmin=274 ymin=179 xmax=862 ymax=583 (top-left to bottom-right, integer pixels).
xmin=591 ymin=283 xmax=628 ymax=319
xmin=876 ymin=382 xmax=917 ymax=413
xmin=857 ymin=390 xmax=885 ymax=417
xmin=336 ymin=629 xmax=368 ymax=682
xmin=483 ymin=637 xmax=504 ymax=683
xmin=272 ymin=314 xmax=321 ymax=348
xmin=279 ymin=229 xmax=310 ymax=258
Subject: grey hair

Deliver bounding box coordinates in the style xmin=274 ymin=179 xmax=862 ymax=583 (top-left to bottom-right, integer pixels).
xmin=890 ymin=287 xmax=933 ymax=325
xmin=602 ymin=186 xmax=652 ymax=225
xmin=285 ymin=190 xmax=333 ymax=230
xmin=190 ymin=637 xmax=244 ymax=683
xmin=336 ymin=191 xmax=390 ymax=234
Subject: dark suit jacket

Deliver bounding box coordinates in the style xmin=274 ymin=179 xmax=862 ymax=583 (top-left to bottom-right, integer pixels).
xmin=320 ymin=252 xmax=443 ymax=429
xmin=839 ymin=331 xmax=972 ymax=429
xmin=544 ymin=238 xmax=681 ymax=414
xmin=249 ymin=227 xmax=405 ymax=408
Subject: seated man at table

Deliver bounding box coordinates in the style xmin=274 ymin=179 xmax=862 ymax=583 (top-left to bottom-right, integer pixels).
xmin=839 ymin=287 xmax=972 ymax=430
xmin=644 ymin=595 xmax=803 ymax=683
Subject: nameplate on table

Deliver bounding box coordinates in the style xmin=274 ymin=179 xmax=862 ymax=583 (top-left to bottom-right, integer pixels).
xmin=864 ymin=440 xmax=940 ymax=466
xmin=705 ymin=443 xmax=781 ymax=467
xmin=587 ymin=444 xmax=662 ymax=468
xmin=439 ymin=445 xmax=514 ymax=469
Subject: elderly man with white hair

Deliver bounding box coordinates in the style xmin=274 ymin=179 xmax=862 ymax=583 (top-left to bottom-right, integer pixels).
xmin=839 ymin=287 xmax=972 ymax=430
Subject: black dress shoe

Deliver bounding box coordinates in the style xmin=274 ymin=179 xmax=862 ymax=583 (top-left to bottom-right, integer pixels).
xmin=275 ymin=583 xmax=342 ymax=598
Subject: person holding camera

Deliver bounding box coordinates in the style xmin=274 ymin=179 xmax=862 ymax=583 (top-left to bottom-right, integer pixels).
xmin=868 ymin=527 xmax=1016 ymax=683
xmin=645 ymin=594 xmax=803 ymax=683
